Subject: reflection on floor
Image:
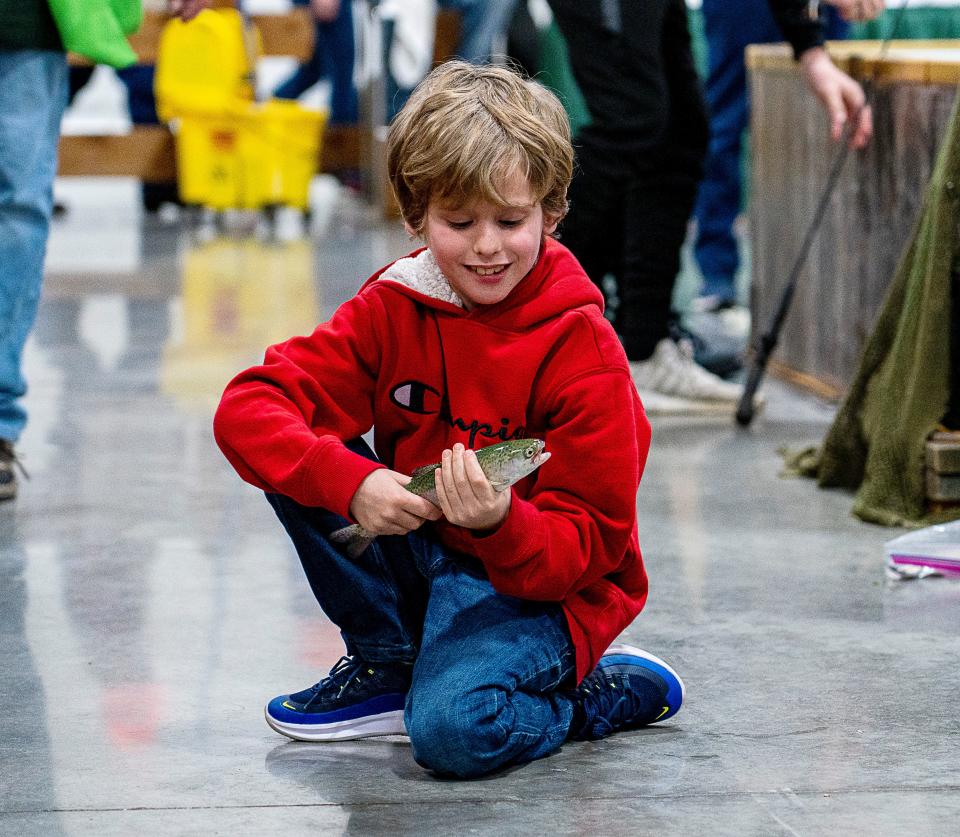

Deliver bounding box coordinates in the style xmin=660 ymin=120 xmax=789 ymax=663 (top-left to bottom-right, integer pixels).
xmin=2 ymin=178 xmax=959 ymax=837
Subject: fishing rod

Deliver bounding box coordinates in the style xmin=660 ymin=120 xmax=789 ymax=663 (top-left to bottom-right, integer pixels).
xmin=735 ymin=0 xmax=912 ymax=427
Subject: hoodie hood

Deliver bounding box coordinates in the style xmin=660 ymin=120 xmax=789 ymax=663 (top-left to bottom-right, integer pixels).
xmin=362 ymin=237 xmax=604 ymax=329
xmin=376 ymin=248 xmax=466 ymax=309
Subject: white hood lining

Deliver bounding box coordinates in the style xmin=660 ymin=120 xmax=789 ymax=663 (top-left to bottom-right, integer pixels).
xmin=378 ymin=249 xmax=464 ymax=308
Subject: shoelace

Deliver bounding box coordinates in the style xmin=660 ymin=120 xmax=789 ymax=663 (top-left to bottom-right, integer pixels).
xmin=310 ymin=656 xmax=365 ymax=698
xmin=575 ymin=673 xmax=649 ymax=738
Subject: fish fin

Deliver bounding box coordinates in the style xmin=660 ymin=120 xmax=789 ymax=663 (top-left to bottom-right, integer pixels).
xmin=410 ymin=463 xmax=440 ymax=480
xmin=329 ymin=524 xmax=375 ymax=559
xmin=329 ymin=524 xmax=359 ymax=544
xmin=345 ymin=536 xmax=375 ymax=559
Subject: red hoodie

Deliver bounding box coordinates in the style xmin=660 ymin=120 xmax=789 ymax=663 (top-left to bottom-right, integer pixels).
xmin=213 ymin=237 xmax=651 ymax=682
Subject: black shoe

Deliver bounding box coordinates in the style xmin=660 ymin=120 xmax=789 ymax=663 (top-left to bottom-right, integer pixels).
xmin=141 ymin=182 xmax=183 ymax=213
xmin=670 ymin=317 xmax=745 ymax=379
xmin=0 ymin=440 xmax=26 ymax=501
xmin=265 ymin=656 xmax=412 ymax=741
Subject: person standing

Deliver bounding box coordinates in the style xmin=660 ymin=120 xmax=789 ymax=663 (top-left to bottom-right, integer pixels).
xmin=273 ymin=0 xmax=358 ymax=125
xmin=547 ymin=0 xmax=874 ymax=414
xmin=0 ymin=0 xmax=208 ymax=498
xmin=692 ymin=0 xmax=884 ymax=315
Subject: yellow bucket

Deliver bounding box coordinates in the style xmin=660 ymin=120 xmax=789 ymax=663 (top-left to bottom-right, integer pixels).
xmin=173 ymin=105 xmax=257 ymax=210
xmin=257 ymin=99 xmax=327 ymax=210
xmin=173 ymin=102 xmax=326 ymax=211
xmin=156 ymin=8 xmax=325 ymax=211
xmin=154 ymin=8 xmax=259 ymax=122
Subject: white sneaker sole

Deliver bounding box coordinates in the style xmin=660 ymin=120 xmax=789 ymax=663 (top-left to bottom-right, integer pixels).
xmin=264 ymin=707 xmax=407 ymax=741
xmin=636 ymin=388 xmax=736 ymax=416
xmin=636 ymin=388 xmax=765 ymax=417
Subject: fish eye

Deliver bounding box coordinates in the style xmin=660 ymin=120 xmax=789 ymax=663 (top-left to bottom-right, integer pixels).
xmin=525 ymin=444 xmax=537 ymax=458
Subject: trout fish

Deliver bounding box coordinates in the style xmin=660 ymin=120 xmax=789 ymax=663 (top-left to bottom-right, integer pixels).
xmin=329 ymin=438 xmax=550 ymax=558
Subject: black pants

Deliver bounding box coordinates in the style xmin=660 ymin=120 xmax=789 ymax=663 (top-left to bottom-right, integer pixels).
xmin=549 ymin=0 xmax=709 ymax=361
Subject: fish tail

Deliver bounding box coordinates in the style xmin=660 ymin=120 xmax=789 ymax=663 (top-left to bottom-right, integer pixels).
xmin=329 ymin=523 xmax=376 ymax=559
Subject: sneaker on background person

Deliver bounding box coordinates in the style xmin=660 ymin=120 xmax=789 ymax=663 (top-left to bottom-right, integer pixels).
xmin=265 ymin=655 xmax=412 ymax=742
xmin=567 ymin=644 xmax=685 ymax=741
xmin=630 ymin=337 xmax=764 ymax=416
xmin=671 ymin=316 xmax=744 ymax=380
xmin=0 ymin=440 xmax=26 ymax=500
xmin=686 ymin=295 xmax=751 ymax=343
xmin=680 ymin=293 xmax=752 ymax=379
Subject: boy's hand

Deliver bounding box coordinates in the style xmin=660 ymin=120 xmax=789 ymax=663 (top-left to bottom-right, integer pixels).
xmin=435 ymin=444 xmax=511 ymax=532
xmin=350 ymin=469 xmax=442 ymax=536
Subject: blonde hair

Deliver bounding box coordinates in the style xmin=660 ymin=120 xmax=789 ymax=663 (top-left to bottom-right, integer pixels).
xmin=387 ymin=60 xmax=573 ymax=235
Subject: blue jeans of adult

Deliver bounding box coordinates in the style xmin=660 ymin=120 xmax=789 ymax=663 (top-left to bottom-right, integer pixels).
xmin=274 ymin=0 xmax=358 ymax=125
xmin=439 ymin=0 xmax=520 ymax=63
xmin=266 ymin=438 xmax=577 ymax=779
xmin=693 ymin=0 xmax=848 ymax=304
xmin=0 ymin=50 xmax=68 ymax=443
xmin=385 ymin=0 xmax=520 ymax=120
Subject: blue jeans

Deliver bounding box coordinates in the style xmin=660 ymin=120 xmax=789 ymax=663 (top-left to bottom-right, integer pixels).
xmin=266 ymin=440 xmax=577 ymax=779
xmin=693 ymin=0 xmax=848 ymax=303
xmin=274 ymin=0 xmax=358 ymax=125
xmin=0 ymin=50 xmax=68 ymax=442
xmin=439 ymin=0 xmax=520 ymax=63
xmin=385 ymin=0 xmax=520 ymax=120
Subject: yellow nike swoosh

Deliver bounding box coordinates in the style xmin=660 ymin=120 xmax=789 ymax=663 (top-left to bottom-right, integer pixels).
xmin=282 ymin=701 xmax=296 ymax=710
xmin=655 ymin=705 xmax=670 ymax=720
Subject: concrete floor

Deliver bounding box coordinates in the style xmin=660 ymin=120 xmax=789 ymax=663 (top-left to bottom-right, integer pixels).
xmin=2 ymin=178 xmax=959 ymax=837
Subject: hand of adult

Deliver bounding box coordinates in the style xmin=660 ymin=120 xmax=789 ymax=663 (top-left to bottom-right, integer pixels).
xmin=310 ymin=0 xmax=342 ymax=23
xmin=168 ymin=0 xmax=210 ymax=23
xmin=827 ymin=0 xmax=886 ymax=24
xmin=434 ymin=444 xmax=511 ymax=532
xmin=799 ymin=46 xmax=873 ymax=148
xmin=349 ymin=468 xmax=442 ymax=536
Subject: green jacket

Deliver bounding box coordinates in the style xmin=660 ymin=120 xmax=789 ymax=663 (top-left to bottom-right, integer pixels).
xmin=0 ymin=0 xmax=143 ymax=67
xmin=0 ymin=0 xmax=63 ymax=52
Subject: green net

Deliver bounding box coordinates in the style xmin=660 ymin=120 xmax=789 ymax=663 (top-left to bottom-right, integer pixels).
xmin=788 ymin=88 xmax=960 ymax=527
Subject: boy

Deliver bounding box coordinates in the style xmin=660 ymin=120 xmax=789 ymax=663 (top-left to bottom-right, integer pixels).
xmin=213 ymin=60 xmax=684 ymax=779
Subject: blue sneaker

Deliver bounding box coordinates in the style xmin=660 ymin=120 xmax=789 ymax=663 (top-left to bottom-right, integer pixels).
xmin=567 ymin=644 xmax=685 ymax=741
xmin=265 ymin=656 xmax=411 ymax=741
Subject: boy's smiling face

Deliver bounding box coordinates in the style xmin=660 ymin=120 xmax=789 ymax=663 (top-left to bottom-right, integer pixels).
xmin=419 ymin=173 xmax=558 ymax=311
